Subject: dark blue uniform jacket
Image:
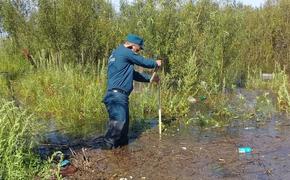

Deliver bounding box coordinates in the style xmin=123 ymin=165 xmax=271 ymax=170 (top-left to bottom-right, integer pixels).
xmin=106 ymin=44 xmax=157 ymax=95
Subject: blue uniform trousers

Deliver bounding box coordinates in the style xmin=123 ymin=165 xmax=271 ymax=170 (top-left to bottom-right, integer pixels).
xmin=102 ymin=91 xmax=129 ymax=148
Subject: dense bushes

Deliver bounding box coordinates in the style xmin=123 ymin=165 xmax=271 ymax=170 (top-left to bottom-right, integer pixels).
xmin=0 ymin=0 xmax=289 ymax=79
xmin=1 ymin=0 xmax=290 ymax=118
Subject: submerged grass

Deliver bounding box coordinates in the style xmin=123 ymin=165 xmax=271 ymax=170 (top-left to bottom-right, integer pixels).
xmin=247 ymin=65 xmax=290 ymax=112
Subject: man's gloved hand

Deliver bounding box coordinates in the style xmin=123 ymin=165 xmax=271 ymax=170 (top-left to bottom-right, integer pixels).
xmin=150 ymin=59 xmax=162 ymax=83
xmin=156 ymin=60 xmax=162 ymax=67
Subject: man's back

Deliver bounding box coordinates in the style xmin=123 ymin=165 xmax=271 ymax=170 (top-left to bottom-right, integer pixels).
xmin=107 ymin=44 xmax=156 ymax=94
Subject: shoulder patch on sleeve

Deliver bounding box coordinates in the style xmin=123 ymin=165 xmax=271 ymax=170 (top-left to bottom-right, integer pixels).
xmin=109 ymin=54 xmax=115 ymax=63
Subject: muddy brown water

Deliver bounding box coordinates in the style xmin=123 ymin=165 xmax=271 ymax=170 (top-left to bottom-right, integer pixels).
xmin=38 ymin=89 xmax=290 ymax=179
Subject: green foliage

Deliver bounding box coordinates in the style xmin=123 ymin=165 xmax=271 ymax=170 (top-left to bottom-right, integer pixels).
xmin=0 ymin=75 xmax=9 ymax=97
xmin=1 ymin=0 xmax=290 ymax=89
xmin=276 ymin=70 xmax=290 ymax=112
xmin=13 ymin=65 xmax=107 ymax=132
xmin=255 ymin=92 xmax=275 ymax=116
xmin=3 ymin=0 xmax=290 ymax=177
xmin=37 ymin=0 xmax=115 ymax=63
xmin=246 ymin=64 xmax=290 ymax=112
xmin=0 ymin=48 xmax=30 ymax=99
xmin=0 ymin=42 xmax=29 ymax=74
xmin=188 ymin=94 xmax=234 ymax=127
xmin=0 ymin=99 xmax=50 ymax=179
xmin=1 ymin=0 xmax=290 ymax=124
xmin=129 ymin=86 xmax=157 ymax=120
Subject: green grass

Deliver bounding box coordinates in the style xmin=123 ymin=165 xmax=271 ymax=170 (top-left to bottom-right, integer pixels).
xmin=0 ymin=75 xmax=9 ymax=98
xmin=13 ymin=65 xmax=108 ymax=135
xmin=0 ymin=50 xmax=29 ymax=74
xmin=4 ymin=48 xmax=289 ymax=133
xmin=0 ymin=48 xmax=30 ymax=99
xmin=0 ymin=99 xmax=50 ymax=179
xmin=11 ymin=64 xmax=185 ymax=135
xmin=246 ymin=65 xmax=290 ymax=112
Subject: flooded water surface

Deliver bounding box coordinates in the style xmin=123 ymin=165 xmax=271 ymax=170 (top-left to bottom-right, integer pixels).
xmin=68 ymin=116 xmax=290 ymax=180
xmin=38 ymin=90 xmax=290 ymax=179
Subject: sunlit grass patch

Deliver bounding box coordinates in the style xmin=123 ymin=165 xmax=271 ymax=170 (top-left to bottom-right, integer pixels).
xmin=0 ymin=99 xmax=50 ymax=179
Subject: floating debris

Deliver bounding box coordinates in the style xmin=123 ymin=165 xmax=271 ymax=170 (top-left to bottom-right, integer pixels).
xmin=244 ymin=127 xmax=255 ymax=130
xmin=199 ymin=95 xmax=207 ymax=101
xmin=238 ymin=146 xmax=252 ymax=153
xmin=187 ymin=96 xmax=197 ymax=103
xmin=182 ymin=147 xmax=187 ymax=150
xmin=60 ymin=159 xmax=70 ymax=167
xmin=60 ymin=164 xmax=78 ymax=177
xmin=261 ymin=73 xmax=274 ymax=80
xmin=187 ymin=96 xmax=207 ymax=104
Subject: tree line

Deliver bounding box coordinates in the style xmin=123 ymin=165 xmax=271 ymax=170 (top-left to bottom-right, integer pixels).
xmin=0 ymin=0 xmax=289 ymax=89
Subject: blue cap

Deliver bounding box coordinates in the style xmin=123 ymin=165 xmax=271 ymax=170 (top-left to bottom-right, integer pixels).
xmin=126 ymin=34 xmax=144 ymax=49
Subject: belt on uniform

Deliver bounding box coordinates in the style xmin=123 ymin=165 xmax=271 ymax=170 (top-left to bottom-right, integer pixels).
xmin=109 ymin=88 xmax=128 ymax=95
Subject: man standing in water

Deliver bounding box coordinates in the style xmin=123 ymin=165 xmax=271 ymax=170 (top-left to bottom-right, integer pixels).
xmin=98 ymin=34 xmax=161 ymax=149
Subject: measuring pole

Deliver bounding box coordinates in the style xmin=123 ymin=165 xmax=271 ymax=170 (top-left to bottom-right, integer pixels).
xmin=158 ymin=79 xmax=162 ymax=136
xmin=150 ymin=67 xmax=162 ymax=136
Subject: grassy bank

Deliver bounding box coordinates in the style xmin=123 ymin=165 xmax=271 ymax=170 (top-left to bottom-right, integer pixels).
xmin=0 ymin=99 xmax=50 ymax=179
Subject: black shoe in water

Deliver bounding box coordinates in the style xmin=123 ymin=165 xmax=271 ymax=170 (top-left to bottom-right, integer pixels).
xmin=101 ymin=138 xmax=114 ymax=150
xmin=85 ymin=136 xmax=104 ymax=148
xmin=87 ymin=136 xmax=113 ymax=150
xmin=116 ymin=137 xmax=129 ymax=147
